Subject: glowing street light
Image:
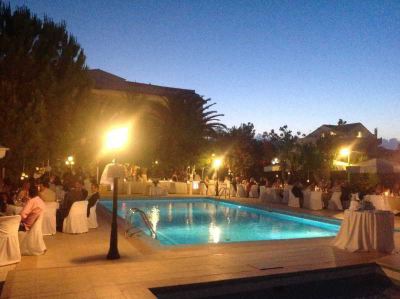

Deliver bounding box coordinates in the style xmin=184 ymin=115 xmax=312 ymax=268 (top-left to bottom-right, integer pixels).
xmin=65 ymin=156 xmax=75 ymax=170
xmin=339 ymin=147 xmax=351 ymax=182
xmin=339 ymin=148 xmax=350 ymax=158
xmin=213 ymin=158 xmax=222 ymax=196
xmin=271 ymin=157 xmax=280 ymax=165
xmin=104 ymin=126 xmax=129 ymax=260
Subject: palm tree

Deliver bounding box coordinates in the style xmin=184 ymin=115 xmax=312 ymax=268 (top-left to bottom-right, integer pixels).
xmin=150 ymin=93 xmax=226 ymax=171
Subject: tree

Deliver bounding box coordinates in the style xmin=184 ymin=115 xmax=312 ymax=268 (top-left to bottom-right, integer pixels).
xmin=0 ymin=3 xmax=90 ymax=178
xmin=217 ymin=123 xmax=263 ymax=178
xmin=154 ymin=94 xmax=226 ymax=173
xmin=337 ymin=119 xmax=347 ymax=125
xmin=263 ymin=125 xmax=302 ymax=175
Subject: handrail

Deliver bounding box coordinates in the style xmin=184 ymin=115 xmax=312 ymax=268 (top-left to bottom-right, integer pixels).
xmin=125 ymin=207 xmax=157 ymax=239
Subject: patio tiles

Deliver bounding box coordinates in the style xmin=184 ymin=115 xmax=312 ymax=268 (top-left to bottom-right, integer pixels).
xmin=2 ymin=198 xmax=400 ymax=298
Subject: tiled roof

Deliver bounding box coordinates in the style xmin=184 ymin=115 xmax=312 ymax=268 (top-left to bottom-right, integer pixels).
xmin=322 ymin=122 xmax=364 ymax=132
xmin=88 ymin=69 xmax=199 ymax=97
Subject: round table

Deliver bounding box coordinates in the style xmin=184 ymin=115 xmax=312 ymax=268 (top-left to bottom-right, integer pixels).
xmin=333 ymin=210 xmax=394 ymax=253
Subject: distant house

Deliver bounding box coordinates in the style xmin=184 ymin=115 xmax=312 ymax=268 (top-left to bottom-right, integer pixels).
xmin=301 ymin=122 xmax=381 ymax=158
xmin=302 ymin=123 xmax=377 ymax=142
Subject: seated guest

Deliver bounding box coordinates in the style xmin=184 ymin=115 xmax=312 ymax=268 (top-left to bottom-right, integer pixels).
xmin=291 ymin=182 xmax=304 ymax=208
xmin=0 ymin=193 xmax=9 ymax=216
xmin=330 ymin=180 xmax=341 ymax=193
xmin=56 ymin=180 xmax=88 ymax=231
xmin=246 ymin=178 xmax=257 ymax=195
xmin=87 ymin=183 xmax=100 ymax=217
xmin=204 ymin=176 xmax=210 ymax=186
xmin=171 ymin=174 xmax=178 ymax=182
xmin=272 ymin=178 xmax=282 ymax=188
xmin=392 ymin=183 xmax=400 ymax=196
xmin=15 ymin=181 xmax=30 ymax=205
xmin=19 ymin=186 xmax=45 ymax=231
xmin=231 ymin=176 xmax=240 ymax=192
xmin=374 ymin=184 xmax=384 ymax=195
xmin=305 ymin=182 xmax=316 ymax=191
xmin=39 ymin=179 xmax=56 ymax=202
xmin=340 ymin=182 xmax=351 ymax=209
xmin=0 ymin=192 xmax=16 ymax=215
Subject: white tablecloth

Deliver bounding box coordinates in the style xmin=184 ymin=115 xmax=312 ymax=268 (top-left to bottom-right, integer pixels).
xmin=365 ymin=195 xmax=392 ymax=211
xmin=126 ymin=181 xmax=151 ymax=194
xmin=303 ymin=191 xmax=324 ymax=210
xmin=149 ymin=185 xmax=168 ymax=196
xmin=334 ymin=210 xmax=394 ymax=253
xmin=260 ymin=187 xmax=279 ymax=203
xmin=166 ymin=182 xmax=188 ymax=194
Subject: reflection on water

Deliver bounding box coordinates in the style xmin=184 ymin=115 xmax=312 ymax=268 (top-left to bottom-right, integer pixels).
xmin=209 ymin=222 xmax=221 ymax=243
xmin=168 ymin=202 xmax=173 ymax=222
xmin=186 ymin=203 xmax=193 ymax=225
xmin=148 ymin=206 xmax=160 ymax=232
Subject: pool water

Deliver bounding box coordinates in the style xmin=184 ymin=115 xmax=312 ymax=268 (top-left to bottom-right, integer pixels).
xmin=101 ymin=198 xmax=339 ymax=246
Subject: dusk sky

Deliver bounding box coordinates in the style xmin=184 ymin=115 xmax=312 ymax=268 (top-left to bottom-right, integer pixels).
xmin=10 ymin=0 xmax=400 ymax=139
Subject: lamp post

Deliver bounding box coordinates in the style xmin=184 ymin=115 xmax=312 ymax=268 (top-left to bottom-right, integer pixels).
xmin=213 ymin=158 xmax=222 ymax=196
xmin=339 ymin=148 xmax=351 ymax=182
xmin=104 ymin=127 xmax=129 ymax=260
xmin=65 ymin=156 xmax=75 ymax=171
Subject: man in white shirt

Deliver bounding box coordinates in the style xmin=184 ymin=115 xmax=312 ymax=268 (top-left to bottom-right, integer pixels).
xmin=39 ymin=180 xmax=56 ymax=202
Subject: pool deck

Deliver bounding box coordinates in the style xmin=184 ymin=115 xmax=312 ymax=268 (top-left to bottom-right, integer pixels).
xmin=2 ymin=196 xmax=400 ymax=298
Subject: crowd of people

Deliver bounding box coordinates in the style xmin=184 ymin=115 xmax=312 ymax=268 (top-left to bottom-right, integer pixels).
xmin=0 ymin=171 xmax=100 ymax=232
xmin=198 ymin=174 xmax=400 ymax=209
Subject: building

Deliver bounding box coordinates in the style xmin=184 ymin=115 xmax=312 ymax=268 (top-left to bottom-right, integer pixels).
xmin=302 ymin=122 xmax=377 ymax=143
xmin=301 ymin=122 xmax=382 ymax=169
xmin=302 ymin=122 xmax=380 ymax=151
xmin=87 ymin=69 xmax=203 ymax=106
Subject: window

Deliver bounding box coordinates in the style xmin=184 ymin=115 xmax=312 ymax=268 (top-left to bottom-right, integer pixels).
xmin=357 ymin=131 xmax=362 ymax=138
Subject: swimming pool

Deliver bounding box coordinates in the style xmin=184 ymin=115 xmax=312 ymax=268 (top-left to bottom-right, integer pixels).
xmin=101 ymin=198 xmax=340 ymax=246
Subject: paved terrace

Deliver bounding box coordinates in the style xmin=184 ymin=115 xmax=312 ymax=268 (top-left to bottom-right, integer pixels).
xmin=2 ymin=197 xmax=400 ymax=298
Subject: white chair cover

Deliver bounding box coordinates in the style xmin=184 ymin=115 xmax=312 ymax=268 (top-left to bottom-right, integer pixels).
xmin=248 ymin=185 xmax=259 ymax=198
xmin=42 ymin=202 xmax=58 ymax=235
xmin=282 ymin=185 xmax=292 ymax=204
xmin=236 ymin=184 xmax=247 ymax=198
xmin=269 ymin=188 xmax=280 ymax=203
xmin=230 ymin=184 xmax=236 ymax=197
xmin=259 ymin=186 xmax=267 ymax=200
xmin=63 ymin=201 xmax=89 ymax=234
xmin=303 ymin=191 xmax=323 ymax=210
xmin=199 ymin=183 xmax=207 ymax=195
xmin=0 ymin=215 xmax=21 ymax=266
xmin=207 ymin=184 xmax=216 ymax=196
xmin=303 ymin=190 xmax=311 ymax=204
xmin=19 ymin=213 xmax=46 ymax=256
xmin=328 ymin=192 xmax=343 ymax=210
xmin=87 ymin=200 xmax=99 ymax=229
xmin=288 ymin=189 xmax=300 ymax=208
